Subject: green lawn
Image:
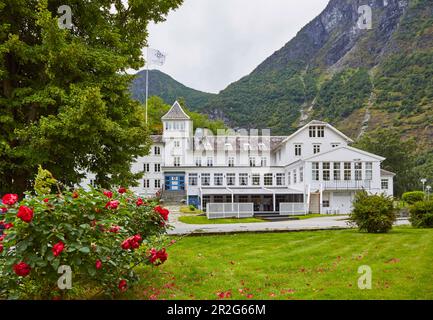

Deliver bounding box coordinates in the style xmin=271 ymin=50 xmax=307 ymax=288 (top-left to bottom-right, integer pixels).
xmin=178 ymin=215 xmax=265 ymax=224
xmin=127 ymin=226 xmax=433 ymax=300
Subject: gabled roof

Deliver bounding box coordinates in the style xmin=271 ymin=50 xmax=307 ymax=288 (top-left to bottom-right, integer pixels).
xmin=381 ymin=169 xmax=396 ymax=176
xmin=161 ymin=101 xmax=191 ymax=120
xmin=302 ymin=145 xmax=386 ymax=161
xmin=274 ymin=120 xmax=354 ymax=150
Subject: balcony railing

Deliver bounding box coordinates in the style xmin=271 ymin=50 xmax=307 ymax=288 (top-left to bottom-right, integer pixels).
xmin=312 ymin=180 xmax=371 ymax=190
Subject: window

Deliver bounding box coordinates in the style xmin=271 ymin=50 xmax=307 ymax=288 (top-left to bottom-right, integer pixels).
xmin=293 ymin=169 xmax=297 ymax=184
xmin=252 ymin=174 xmax=260 ymax=186
xmin=366 ymin=162 xmax=373 ymax=180
xmin=317 ymin=126 xmax=325 ymax=137
xmin=226 ymin=173 xmax=236 ymax=186
xmin=188 ymin=174 xmax=198 ymax=186
xmin=154 ymin=163 xmax=161 ymax=172
xmin=261 ymin=157 xmax=267 ymax=167
xmin=154 ymin=146 xmax=161 ymax=155
xmin=313 ymin=144 xmax=321 ymax=154
xmin=154 ymin=179 xmax=161 ymax=188
xmin=264 ymin=173 xmax=273 ymax=186
xmin=333 ymin=162 xmax=341 ymax=180
xmin=312 ymin=162 xmax=319 ymax=181
xmin=288 ymin=172 xmax=291 ymax=185
xmin=201 ymin=173 xmax=210 ymax=186
xmin=331 ymin=143 xmax=340 ymax=148
xmin=174 ymin=140 xmax=180 ymax=147
xmin=249 ymin=157 xmax=256 ymax=167
xmin=299 ymin=167 xmax=304 ymax=182
xmin=322 ymin=200 xmax=330 ymax=208
xmin=344 ymin=162 xmax=351 ymax=181
xmin=228 ymin=157 xmax=235 ymax=167
xmin=295 ymin=144 xmax=302 ymax=156
xmin=214 ymin=173 xmax=223 ymax=186
xmin=323 ymin=162 xmax=330 ymax=181
xmin=143 ymin=179 xmax=150 ymax=188
xmin=309 ymin=126 xmax=316 ymax=137
xmin=276 ymin=173 xmax=285 ymax=186
xmin=381 ymin=179 xmax=389 ymax=190
xmin=239 ymin=173 xmax=248 ymax=186
xmin=89 ymin=179 xmax=96 ymax=187
xmin=207 ymin=157 xmax=213 ymax=167
xmin=174 ymin=157 xmax=181 ymax=167
xmin=195 ymin=157 xmax=202 ymax=167
xmin=355 ymin=162 xmax=362 ymax=181
xmin=143 ymin=163 xmax=150 ymax=172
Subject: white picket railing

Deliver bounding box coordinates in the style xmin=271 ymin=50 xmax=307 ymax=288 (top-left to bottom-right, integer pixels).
xmin=206 ymin=203 xmax=254 ymax=219
xmin=279 ymin=202 xmax=306 ymax=216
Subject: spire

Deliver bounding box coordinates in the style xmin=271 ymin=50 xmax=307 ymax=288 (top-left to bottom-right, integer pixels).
xmin=161 ymin=101 xmax=191 ymax=120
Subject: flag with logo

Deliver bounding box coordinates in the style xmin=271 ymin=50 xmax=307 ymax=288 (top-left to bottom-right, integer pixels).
xmin=147 ymin=48 xmax=166 ymax=66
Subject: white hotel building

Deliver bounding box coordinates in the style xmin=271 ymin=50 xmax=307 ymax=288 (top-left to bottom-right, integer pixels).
xmin=83 ymin=101 xmax=395 ymax=215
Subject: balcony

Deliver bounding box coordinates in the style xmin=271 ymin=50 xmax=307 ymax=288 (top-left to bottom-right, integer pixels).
xmin=311 ymin=180 xmax=371 ymax=191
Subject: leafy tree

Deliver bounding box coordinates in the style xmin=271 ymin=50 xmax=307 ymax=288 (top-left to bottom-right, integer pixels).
xmin=354 ymin=128 xmax=417 ymax=196
xmin=0 ymin=0 xmax=183 ymax=194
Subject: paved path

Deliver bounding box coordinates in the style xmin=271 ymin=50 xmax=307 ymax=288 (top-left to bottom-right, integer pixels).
xmin=166 ymin=206 xmax=410 ymax=235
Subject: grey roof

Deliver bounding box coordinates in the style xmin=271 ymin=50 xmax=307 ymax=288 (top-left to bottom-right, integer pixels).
xmin=192 ymin=135 xmax=287 ymax=152
xmin=150 ymin=135 xmax=163 ymax=143
xmin=381 ymin=169 xmax=396 ymax=176
xmin=161 ymin=101 xmax=191 ymax=120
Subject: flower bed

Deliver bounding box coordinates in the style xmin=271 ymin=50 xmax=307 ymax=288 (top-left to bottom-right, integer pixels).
xmin=0 ymin=170 xmax=171 ymax=299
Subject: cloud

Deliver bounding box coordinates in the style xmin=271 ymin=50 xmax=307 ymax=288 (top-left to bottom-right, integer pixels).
xmin=144 ymin=0 xmax=329 ymax=93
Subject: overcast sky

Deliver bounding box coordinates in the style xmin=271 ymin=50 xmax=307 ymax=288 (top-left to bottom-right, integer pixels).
xmin=143 ymin=0 xmax=329 ymax=94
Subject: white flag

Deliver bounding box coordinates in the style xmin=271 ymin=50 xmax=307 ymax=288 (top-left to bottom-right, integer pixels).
xmin=147 ymin=48 xmax=166 ymax=66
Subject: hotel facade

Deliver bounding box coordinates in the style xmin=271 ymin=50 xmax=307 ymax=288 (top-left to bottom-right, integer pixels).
xmin=82 ymin=101 xmax=395 ymax=215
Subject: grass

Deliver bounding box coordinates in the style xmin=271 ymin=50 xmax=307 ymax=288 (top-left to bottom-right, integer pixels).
xmin=179 ymin=206 xmax=203 ymax=214
xmin=178 ymin=215 xmax=265 ymax=224
xmin=127 ymin=226 xmax=433 ymax=300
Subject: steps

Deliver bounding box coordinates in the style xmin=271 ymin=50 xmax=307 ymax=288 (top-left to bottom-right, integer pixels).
xmin=161 ymin=190 xmax=186 ymax=205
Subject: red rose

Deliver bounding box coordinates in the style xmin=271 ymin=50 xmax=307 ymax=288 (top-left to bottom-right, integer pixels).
xmin=0 ymin=235 xmax=5 ymax=241
xmin=154 ymin=206 xmax=169 ymax=221
xmin=136 ymin=198 xmax=144 ymax=206
xmin=4 ymin=223 xmax=13 ymax=229
xmin=95 ymin=259 xmax=102 ymax=270
xmin=13 ymin=262 xmax=31 ymax=277
xmin=103 ymin=190 xmax=113 ymax=198
xmin=109 ymin=225 xmax=120 ymax=233
xmin=121 ymin=239 xmax=131 ymax=250
xmin=72 ymin=191 xmax=79 ymax=199
xmin=17 ymin=206 xmax=34 ymax=223
xmin=1 ymin=207 xmax=7 ymax=213
xmin=105 ymin=200 xmax=120 ymax=210
xmin=0 ymin=244 xmax=3 ymax=253
xmin=2 ymin=194 xmax=18 ymax=205
xmin=118 ymin=187 xmax=127 ymax=194
xmin=121 ymin=234 xmax=142 ymax=250
xmin=149 ymin=248 xmax=168 ymax=265
xmin=52 ymin=241 xmax=65 ymax=257
xmin=118 ymin=279 xmax=127 ymax=292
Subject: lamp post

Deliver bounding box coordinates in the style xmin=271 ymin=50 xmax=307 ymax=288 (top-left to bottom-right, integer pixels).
xmin=421 ymin=178 xmax=427 ymax=193
xmin=426 ymin=185 xmax=431 ymax=201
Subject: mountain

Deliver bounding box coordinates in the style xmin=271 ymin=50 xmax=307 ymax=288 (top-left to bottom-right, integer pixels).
xmin=130 ymin=69 xmax=215 ymax=110
xmin=187 ymin=0 xmax=432 ymax=152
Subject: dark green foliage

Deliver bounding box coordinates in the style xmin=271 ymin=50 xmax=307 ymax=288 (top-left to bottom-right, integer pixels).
xmin=0 ymin=0 xmax=183 ymax=194
xmin=315 ymin=68 xmax=372 ymax=120
xmin=349 ymin=191 xmax=396 ymax=233
xmin=130 ymin=70 xmax=215 ymax=110
xmin=409 ymin=200 xmax=433 ymax=228
xmin=402 ymin=191 xmax=425 ymax=204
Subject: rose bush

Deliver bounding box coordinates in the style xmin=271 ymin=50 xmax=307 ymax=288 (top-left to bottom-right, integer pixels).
xmin=0 ymin=169 xmax=171 ymax=299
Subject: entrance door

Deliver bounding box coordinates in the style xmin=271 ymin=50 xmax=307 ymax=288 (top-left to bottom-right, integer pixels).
xmin=165 ymin=174 xmax=185 ymax=191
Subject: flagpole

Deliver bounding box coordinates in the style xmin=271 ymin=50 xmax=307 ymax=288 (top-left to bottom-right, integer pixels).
xmin=145 ymin=47 xmax=149 ymax=124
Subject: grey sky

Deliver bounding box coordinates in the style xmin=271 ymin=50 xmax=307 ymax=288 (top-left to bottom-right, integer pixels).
xmin=144 ymin=0 xmax=329 ymax=94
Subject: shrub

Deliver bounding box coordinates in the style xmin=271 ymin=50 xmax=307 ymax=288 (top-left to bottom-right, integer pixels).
xmin=188 ymin=205 xmax=196 ymax=211
xmin=0 ymin=168 xmax=171 ymax=299
xmin=409 ymin=200 xmax=433 ymax=228
xmin=349 ymin=191 xmax=396 ymax=233
xmin=402 ymin=191 xmax=425 ymax=204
